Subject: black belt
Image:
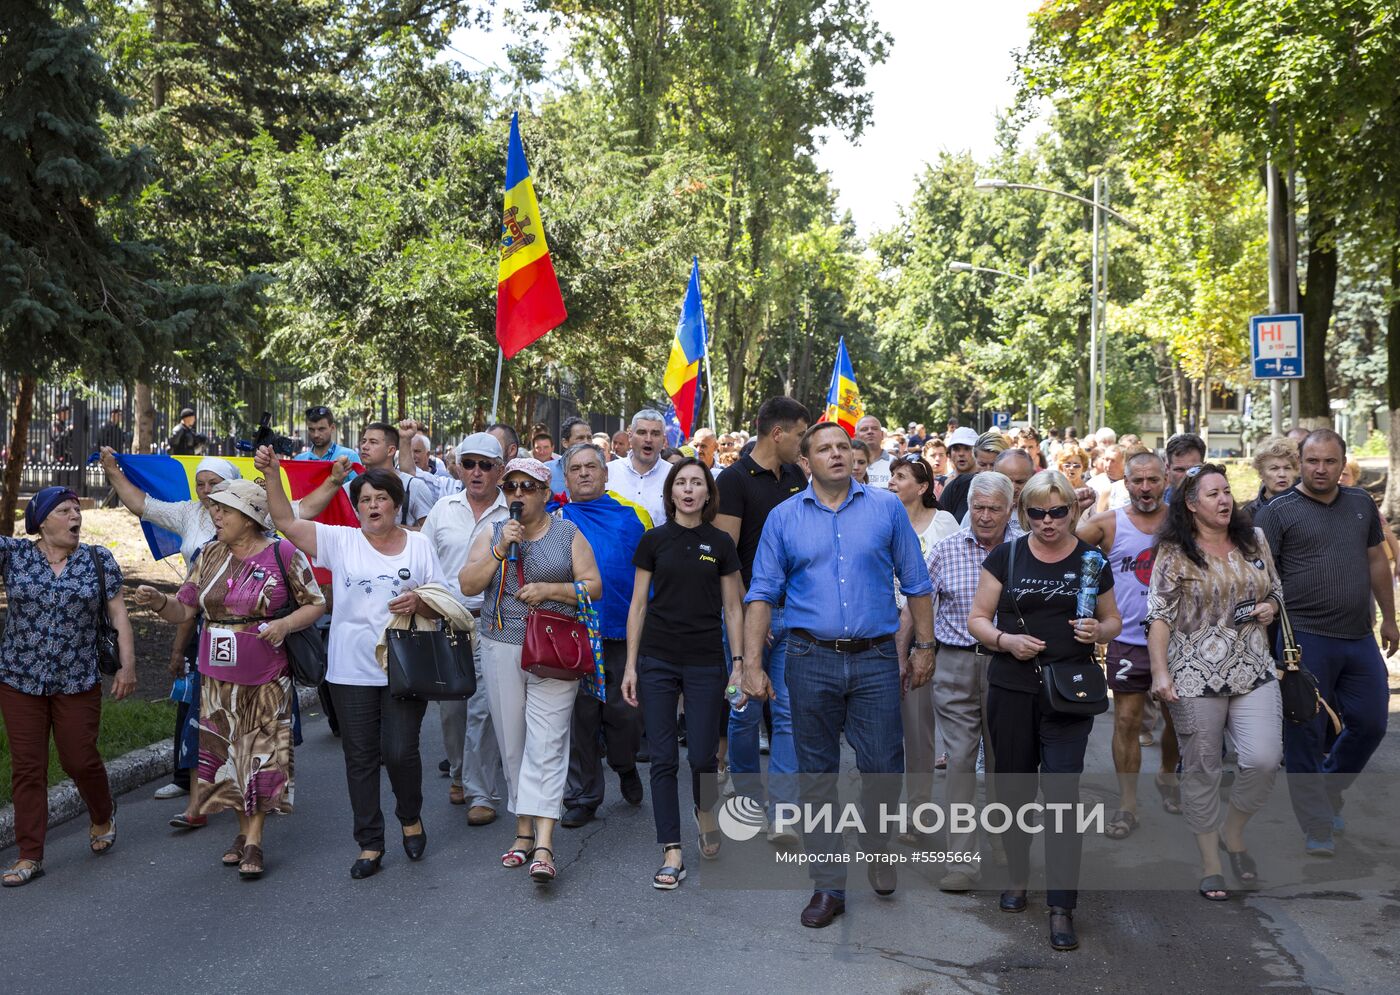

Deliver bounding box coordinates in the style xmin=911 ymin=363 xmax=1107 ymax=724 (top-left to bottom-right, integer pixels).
xmin=792 ymin=629 xmax=893 ymax=654
xmin=940 ymin=640 xmax=990 ymax=656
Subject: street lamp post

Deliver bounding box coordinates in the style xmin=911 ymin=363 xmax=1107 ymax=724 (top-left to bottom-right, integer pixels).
xmin=974 ymin=175 xmax=1133 ymax=432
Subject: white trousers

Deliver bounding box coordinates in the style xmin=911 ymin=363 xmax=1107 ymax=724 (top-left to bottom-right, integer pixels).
xmin=479 ymin=635 xmax=579 ymax=820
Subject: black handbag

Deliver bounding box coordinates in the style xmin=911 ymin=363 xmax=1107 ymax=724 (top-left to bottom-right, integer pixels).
xmin=1003 ymin=537 xmax=1109 ymax=717
xmin=1276 ymin=600 xmax=1341 ymax=732
xmin=386 ymin=615 xmax=476 ymax=701
xmin=270 ymin=541 xmax=328 ymax=686
xmin=87 ymin=545 xmax=121 ymax=676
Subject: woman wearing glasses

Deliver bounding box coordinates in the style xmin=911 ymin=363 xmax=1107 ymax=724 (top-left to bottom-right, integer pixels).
xmin=1145 ymin=463 xmax=1283 ymax=901
xmin=461 ymin=457 xmax=602 ymax=885
xmin=967 ymin=469 xmax=1122 ymax=952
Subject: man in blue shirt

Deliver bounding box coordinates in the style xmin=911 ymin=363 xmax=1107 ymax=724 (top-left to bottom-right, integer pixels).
xmin=294 ymin=406 xmax=359 ymax=466
xmin=744 ymin=421 xmax=935 ymax=928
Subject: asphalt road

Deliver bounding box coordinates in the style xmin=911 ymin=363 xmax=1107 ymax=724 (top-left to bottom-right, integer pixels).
xmin=4 ymin=696 xmax=1398 ymax=994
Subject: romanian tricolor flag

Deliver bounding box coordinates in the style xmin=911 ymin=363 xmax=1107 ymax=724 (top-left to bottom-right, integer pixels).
xmin=496 ymin=112 xmax=567 ymax=359
xmin=823 ymin=336 xmax=863 ymax=436
xmin=663 ymin=256 xmax=708 ymax=438
xmin=110 ymin=454 xmax=361 ymax=580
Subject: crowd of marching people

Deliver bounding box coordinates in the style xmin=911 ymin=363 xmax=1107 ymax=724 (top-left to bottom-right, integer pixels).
xmin=2 ymin=401 xmax=1395 ymax=954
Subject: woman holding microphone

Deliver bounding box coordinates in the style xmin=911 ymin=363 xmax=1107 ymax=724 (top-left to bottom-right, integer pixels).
xmin=621 ymin=457 xmax=744 ymax=889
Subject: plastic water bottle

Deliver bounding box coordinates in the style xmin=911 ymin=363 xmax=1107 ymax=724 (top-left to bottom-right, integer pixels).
xmin=1076 ymin=549 xmax=1105 ymax=618
xmin=726 ymin=684 xmax=748 ymax=714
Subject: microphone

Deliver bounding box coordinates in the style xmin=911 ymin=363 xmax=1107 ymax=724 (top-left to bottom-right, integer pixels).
xmin=507 ymin=501 xmax=523 ymax=562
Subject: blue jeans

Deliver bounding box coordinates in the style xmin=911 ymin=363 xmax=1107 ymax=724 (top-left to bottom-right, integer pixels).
xmin=784 ymin=633 xmax=904 ymax=894
xmin=727 ymin=606 xmax=797 ymax=814
xmin=1281 ymin=631 xmax=1390 ymax=838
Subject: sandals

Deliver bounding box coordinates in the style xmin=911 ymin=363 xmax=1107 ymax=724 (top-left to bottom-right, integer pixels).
xmin=1104 ymin=809 xmax=1139 ymax=840
xmin=222 ymin=834 xmax=248 ymax=867
xmin=1155 ymin=774 xmax=1182 ymax=815
xmin=1 ymin=860 xmax=44 ymax=888
xmin=1219 ymin=840 xmax=1259 ymax=887
xmin=695 ymin=806 xmax=721 ymax=860
xmin=238 ymin=843 xmax=265 ymax=880
xmin=1199 ymin=874 xmax=1229 ymax=901
xmin=653 ymin=845 xmax=687 ymax=890
xmin=529 ymin=846 xmax=556 ymax=884
xmin=89 ymin=807 xmax=117 ymax=855
xmin=501 ymin=834 xmax=535 ymax=869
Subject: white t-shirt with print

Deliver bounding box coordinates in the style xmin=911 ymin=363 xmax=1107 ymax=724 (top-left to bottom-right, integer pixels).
xmin=313 ymin=523 xmax=449 ymax=686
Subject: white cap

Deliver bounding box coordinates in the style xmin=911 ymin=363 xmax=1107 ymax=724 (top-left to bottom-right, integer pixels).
xmin=946 ymin=427 xmax=980 ymax=448
xmin=455 ymin=432 xmax=503 ymax=459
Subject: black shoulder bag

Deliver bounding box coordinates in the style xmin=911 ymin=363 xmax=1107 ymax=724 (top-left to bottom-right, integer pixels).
xmin=87 ymin=545 xmax=121 ymax=676
xmin=1003 ymin=537 xmax=1109 ymax=716
xmin=270 ymin=541 xmax=329 ymax=686
xmin=1276 ymin=600 xmax=1341 ymax=733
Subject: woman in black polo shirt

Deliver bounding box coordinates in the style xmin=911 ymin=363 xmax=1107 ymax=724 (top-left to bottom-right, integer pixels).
xmin=967 ymin=469 xmax=1122 ymax=952
xmin=622 ymin=457 xmax=744 ymax=890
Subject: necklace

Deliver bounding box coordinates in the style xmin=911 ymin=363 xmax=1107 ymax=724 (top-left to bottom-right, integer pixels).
xmin=37 ymin=541 xmax=72 ymax=567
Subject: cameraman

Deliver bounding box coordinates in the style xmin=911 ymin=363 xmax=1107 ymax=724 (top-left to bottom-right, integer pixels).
xmin=295 ymin=405 xmax=359 ymax=466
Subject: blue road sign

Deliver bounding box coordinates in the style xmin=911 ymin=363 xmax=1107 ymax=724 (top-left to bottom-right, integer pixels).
xmin=993 ymin=412 xmax=1010 ymax=429
xmin=1250 ymin=313 xmax=1304 ymax=380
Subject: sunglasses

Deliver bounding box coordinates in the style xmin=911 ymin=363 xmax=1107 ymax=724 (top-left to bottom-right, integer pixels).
xmin=1026 ymin=505 xmax=1071 ymax=521
xmin=458 ymin=458 xmax=498 ymax=471
xmin=502 ymin=480 xmax=545 ymax=494
xmin=305 ymin=406 xmax=332 ymax=421
xmin=1058 ymin=461 xmax=1083 ymax=469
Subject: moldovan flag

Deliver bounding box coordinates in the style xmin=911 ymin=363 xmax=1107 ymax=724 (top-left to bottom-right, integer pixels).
xmin=823 ymin=337 xmax=863 ymax=436
xmin=663 ymin=257 xmax=708 ymax=438
xmin=110 ymin=454 xmax=361 ymax=582
xmin=496 ymin=112 xmax=567 ymax=359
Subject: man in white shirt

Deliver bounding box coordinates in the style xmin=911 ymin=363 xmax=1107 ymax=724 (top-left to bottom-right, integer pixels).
xmin=606 ymin=408 xmax=668 ymax=524
xmin=856 ymin=415 xmax=892 ymax=487
xmin=420 ymin=432 xmax=509 ymax=825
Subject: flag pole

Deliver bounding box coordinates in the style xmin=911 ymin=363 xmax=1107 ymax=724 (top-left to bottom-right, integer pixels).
xmin=697 ymin=258 xmax=717 ymax=432
xmin=489 ymin=347 xmax=504 ymax=424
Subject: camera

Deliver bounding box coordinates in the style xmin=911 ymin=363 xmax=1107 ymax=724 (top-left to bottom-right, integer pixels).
xmin=237 ymin=411 xmax=298 ymax=457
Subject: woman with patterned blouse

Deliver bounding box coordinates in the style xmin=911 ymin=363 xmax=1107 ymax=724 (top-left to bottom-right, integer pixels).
xmin=1145 ymin=463 xmax=1284 ymax=902
xmin=1 ymin=487 xmax=136 ymax=887
xmin=136 ymin=480 xmax=324 ymax=879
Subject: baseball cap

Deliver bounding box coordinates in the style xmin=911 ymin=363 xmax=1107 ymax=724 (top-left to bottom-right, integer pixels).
xmin=946 ymin=427 xmax=979 ymax=448
xmin=456 ymin=432 xmax=503 ymax=460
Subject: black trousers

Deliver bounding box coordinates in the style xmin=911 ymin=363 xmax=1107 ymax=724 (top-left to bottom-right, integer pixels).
xmin=987 ymin=684 xmax=1093 ymax=910
xmin=564 ymin=640 xmax=641 ymax=811
xmin=637 ymin=654 xmax=727 ymax=845
xmin=327 ymin=682 xmax=428 ymax=851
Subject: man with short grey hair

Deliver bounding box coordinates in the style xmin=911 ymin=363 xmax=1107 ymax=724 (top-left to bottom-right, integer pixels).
xmin=927 ymin=470 xmax=1022 ymax=891
xmin=855 ymin=415 xmax=891 ymax=487
xmin=607 ymin=408 xmax=669 ymax=524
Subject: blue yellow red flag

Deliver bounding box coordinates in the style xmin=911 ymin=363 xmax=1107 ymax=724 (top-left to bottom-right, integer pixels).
xmin=823 ymin=336 xmax=863 ymax=436
xmin=497 ymin=112 xmax=567 ymax=359
xmin=663 ymin=257 xmax=708 ymax=438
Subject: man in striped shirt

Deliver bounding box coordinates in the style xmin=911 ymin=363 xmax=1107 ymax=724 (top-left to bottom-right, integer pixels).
xmin=927 ymin=470 xmax=1023 ymax=891
xmin=1254 ymin=429 xmax=1398 ymax=856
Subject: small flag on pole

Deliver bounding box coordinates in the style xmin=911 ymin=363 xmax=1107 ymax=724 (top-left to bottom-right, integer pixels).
xmin=496 ymin=112 xmax=567 ymax=359
xmin=824 ymin=337 xmax=863 ymax=436
xmin=663 ymin=257 xmax=708 ymax=438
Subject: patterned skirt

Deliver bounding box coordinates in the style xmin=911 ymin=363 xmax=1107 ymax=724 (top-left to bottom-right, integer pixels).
xmin=196 ymin=675 xmax=294 ymax=817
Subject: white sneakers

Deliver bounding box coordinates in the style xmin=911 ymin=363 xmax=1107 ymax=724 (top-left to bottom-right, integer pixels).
xmin=153 ymin=783 xmax=189 ymax=799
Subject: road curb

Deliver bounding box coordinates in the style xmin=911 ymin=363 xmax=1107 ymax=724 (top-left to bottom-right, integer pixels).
xmin=0 ymin=685 xmax=322 ymax=852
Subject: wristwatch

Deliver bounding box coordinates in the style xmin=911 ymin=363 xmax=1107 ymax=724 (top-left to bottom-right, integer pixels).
xmin=912 ymin=640 xmax=937 ymax=651
xmin=731 ymin=655 xmax=745 ymax=663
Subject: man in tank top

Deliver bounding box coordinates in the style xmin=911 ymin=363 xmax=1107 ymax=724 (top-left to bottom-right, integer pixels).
xmin=1078 ymin=450 xmax=1180 ymax=839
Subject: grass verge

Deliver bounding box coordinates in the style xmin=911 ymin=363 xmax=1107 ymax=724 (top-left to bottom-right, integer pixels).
xmin=0 ymin=697 xmax=174 ymax=807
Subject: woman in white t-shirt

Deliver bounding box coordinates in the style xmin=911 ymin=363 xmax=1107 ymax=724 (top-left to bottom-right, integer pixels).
xmin=888 ymin=453 xmax=960 ymax=822
xmin=262 ymin=453 xmax=449 ymax=881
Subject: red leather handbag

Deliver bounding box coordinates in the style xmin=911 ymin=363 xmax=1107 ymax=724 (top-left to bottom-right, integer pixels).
xmin=514 ymin=557 xmax=595 ymax=681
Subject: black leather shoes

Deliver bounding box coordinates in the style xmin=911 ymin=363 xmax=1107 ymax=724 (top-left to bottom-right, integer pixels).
xmin=561 ymin=806 xmax=595 ymax=829
xmin=800 ymin=891 xmax=845 ymax=928
xmin=402 ymin=822 xmax=427 ymax=861
xmin=350 ymin=853 xmax=383 ymax=880
xmin=867 ymin=861 xmax=896 ymax=896
xmin=620 ymin=768 xmax=645 ymax=806
xmin=1048 ymin=906 xmax=1078 ymax=951
xmin=999 ymin=889 xmax=1028 ymax=913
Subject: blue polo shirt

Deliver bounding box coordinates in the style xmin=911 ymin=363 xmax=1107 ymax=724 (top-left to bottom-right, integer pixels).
xmin=294 ymin=442 xmax=360 ymax=479
xmin=746 ymin=479 xmax=931 ymax=640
